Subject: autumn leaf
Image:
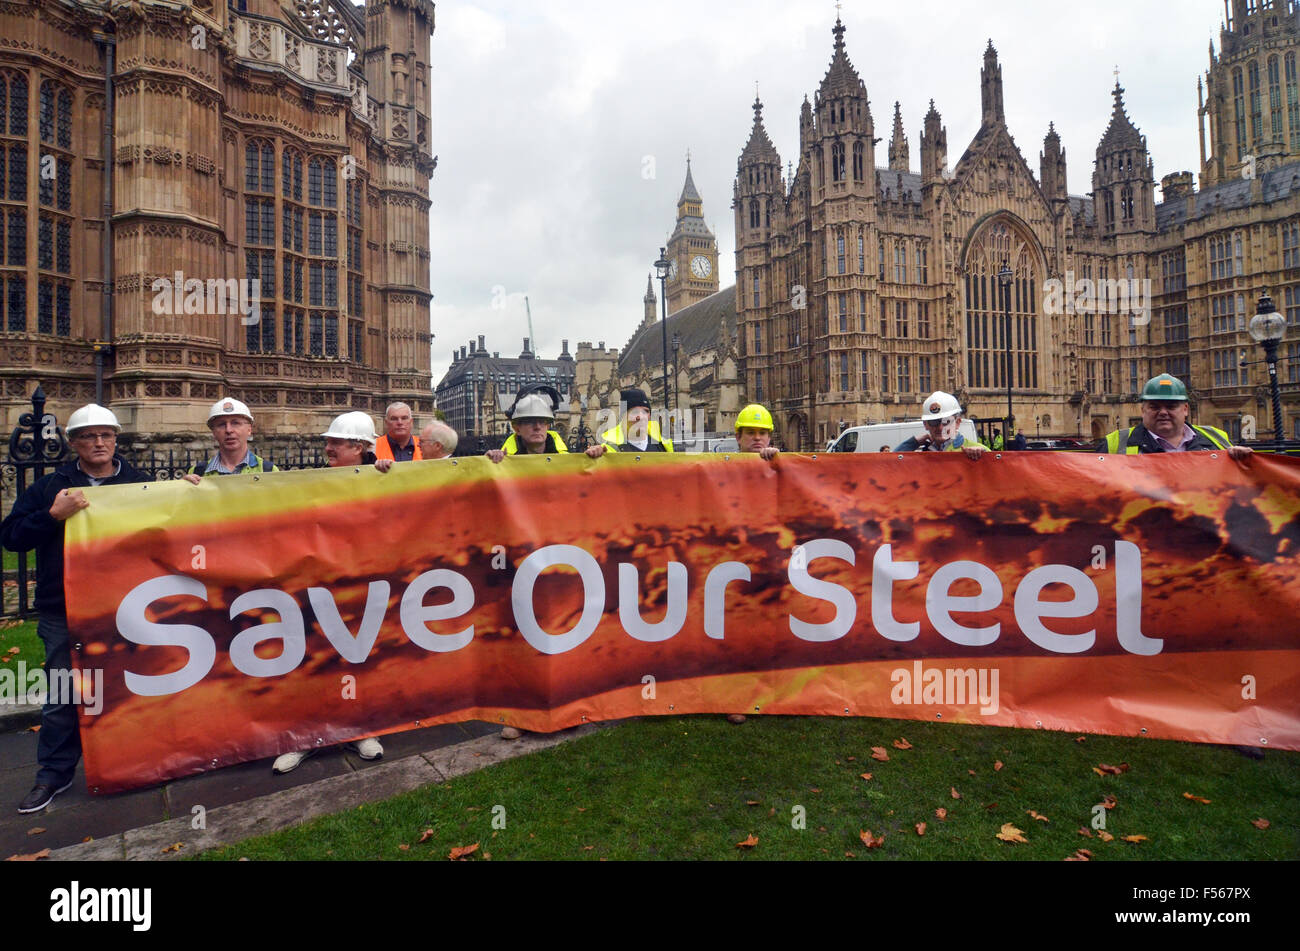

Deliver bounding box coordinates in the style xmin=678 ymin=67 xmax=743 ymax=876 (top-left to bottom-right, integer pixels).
xmin=418 ymin=828 xmax=435 ymax=843
xmin=1182 ymin=792 xmax=1211 ymax=804
xmin=448 ymin=843 xmax=480 ymax=860
xmin=1097 ymin=831 xmax=1115 ymax=842
xmin=935 ymin=807 xmax=948 ymax=821
xmin=161 ymin=842 xmax=183 ymax=854
xmin=25 ymin=725 xmax=39 ymax=732
xmin=996 ymin=823 xmax=1028 ymax=844
xmin=397 ymin=844 xmax=410 ymax=852
xmin=968 ymin=769 xmax=976 ymax=776
xmin=893 ymin=737 xmax=912 ymax=750
xmin=4 ymin=848 xmax=50 ymax=861
xmin=1251 ymin=818 xmax=1270 ymax=830
xmin=575 ymin=807 xmax=586 ymax=812
xmin=871 ymin=747 xmax=890 ymax=762
xmin=735 ymin=834 xmax=759 ymax=850
xmin=1027 ymin=810 xmax=1050 ymax=823
xmin=846 ymin=756 xmax=856 ymax=762
xmin=745 ymin=800 xmax=761 ymax=806
xmin=859 ymin=773 xmax=873 ymax=781
xmin=1077 ymin=827 xmax=1093 ymax=838
xmin=1102 ymin=794 xmax=1117 ymax=810
xmin=1074 ymin=735 xmax=1087 ymax=743
xmin=993 ymin=761 xmax=1004 ymax=771
xmin=1121 ymin=835 xmax=1148 ymax=843
xmin=582 ymin=845 xmax=595 ymax=851
xmin=809 ymin=787 xmax=822 ymax=794
xmin=984 ymin=802 xmax=999 ymax=810
xmin=1064 ymin=849 xmax=1093 ymax=861
xmin=1093 ymin=762 xmax=1130 ymax=776
xmin=950 ymin=787 xmax=962 ymax=799
xmin=915 ymin=822 xmax=927 ymax=836
xmin=858 ymin=829 xmax=885 ymax=848
xmin=5 ymin=646 xmax=18 ymax=654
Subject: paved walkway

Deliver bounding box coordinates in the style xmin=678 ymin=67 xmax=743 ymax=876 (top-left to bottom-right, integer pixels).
xmin=1 ymin=702 xmax=597 ymax=860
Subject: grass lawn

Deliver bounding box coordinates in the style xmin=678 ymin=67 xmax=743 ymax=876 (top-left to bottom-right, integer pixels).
xmin=1 ymin=549 xmax=35 ymax=572
xmin=198 ymin=716 xmax=1297 ymax=861
xmin=0 ymin=618 xmax=40 ymax=668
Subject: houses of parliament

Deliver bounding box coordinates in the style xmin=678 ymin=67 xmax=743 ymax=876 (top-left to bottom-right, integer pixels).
xmin=731 ymin=1 xmax=1300 ymax=448
xmin=0 ymin=0 xmax=435 ymax=440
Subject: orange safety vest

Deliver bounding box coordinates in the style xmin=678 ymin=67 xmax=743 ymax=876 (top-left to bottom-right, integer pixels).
xmin=374 ymin=434 xmax=422 ymax=461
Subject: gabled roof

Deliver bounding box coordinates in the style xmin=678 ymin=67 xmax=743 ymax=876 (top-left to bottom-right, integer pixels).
xmin=618 ymin=286 xmax=737 ymax=379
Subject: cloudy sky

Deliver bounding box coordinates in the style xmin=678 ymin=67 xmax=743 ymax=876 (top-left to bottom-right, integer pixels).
xmin=427 ymin=0 xmax=1227 ymax=387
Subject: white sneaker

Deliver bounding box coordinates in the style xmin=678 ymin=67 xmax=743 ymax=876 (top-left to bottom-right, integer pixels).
xmin=272 ymin=749 xmax=315 ymax=774
xmin=348 ymin=738 xmax=383 ymax=760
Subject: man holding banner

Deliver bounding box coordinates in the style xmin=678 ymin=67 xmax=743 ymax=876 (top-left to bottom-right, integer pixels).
xmin=2 ymin=404 xmax=150 ymax=813
xmin=895 ymin=391 xmax=987 ymax=458
xmin=1102 ymin=373 xmax=1253 ymax=459
xmin=182 ymin=397 xmax=276 ymax=483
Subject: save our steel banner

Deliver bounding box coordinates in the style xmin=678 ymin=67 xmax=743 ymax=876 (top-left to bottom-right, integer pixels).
xmin=63 ymin=451 xmax=1300 ymax=793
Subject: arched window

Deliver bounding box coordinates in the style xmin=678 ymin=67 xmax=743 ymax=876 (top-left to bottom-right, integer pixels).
xmin=961 ymin=218 xmax=1041 ymax=392
xmin=831 ymin=142 xmax=845 ymax=182
xmin=852 ymin=141 xmax=864 ymax=181
xmin=1120 ymin=185 xmax=1134 ymax=221
xmin=245 ymin=139 xmax=273 ymax=193
xmin=749 ymin=198 xmax=760 ymax=229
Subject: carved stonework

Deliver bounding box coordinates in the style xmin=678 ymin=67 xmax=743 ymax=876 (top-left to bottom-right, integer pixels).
xmin=294 ymin=1 xmax=361 ymax=53
xmin=317 ymin=48 xmax=337 ymax=84
xmin=285 ymin=36 xmax=301 ymax=72
xmin=249 ymin=23 xmax=273 ymax=60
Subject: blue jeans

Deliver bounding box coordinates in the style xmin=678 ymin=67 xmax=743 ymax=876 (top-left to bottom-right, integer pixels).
xmin=35 ymin=614 xmax=80 ymax=788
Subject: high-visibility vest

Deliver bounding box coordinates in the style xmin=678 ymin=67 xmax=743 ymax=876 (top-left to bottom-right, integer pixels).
xmin=374 ymin=434 xmax=423 ymax=461
xmin=502 ymin=431 xmax=569 ymax=455
xmin=599 ymin=419 xmax=674 ymax=452
xmin=188 ymin=452 xmax=276 ymax=476
xmin=1103 ymin=424 xmax=1232 ymax=454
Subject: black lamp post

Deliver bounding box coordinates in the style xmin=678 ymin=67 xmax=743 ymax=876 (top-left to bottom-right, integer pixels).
xmin=999 ymin=261 xmax=1014 ymax=443
xmin=1248 ymin=290 xmax=1286 ymax=449
xmin=671 ymin=331 xmax=681 ymax=414
xmin=654 ymin=247 xmax=670 ymax=411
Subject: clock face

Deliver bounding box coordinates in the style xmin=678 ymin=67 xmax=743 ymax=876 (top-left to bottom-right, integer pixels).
xmin=691 ymin=255 xmax=712 ymax=278
xmin=668 ymin=260 xmax=679 ymax=280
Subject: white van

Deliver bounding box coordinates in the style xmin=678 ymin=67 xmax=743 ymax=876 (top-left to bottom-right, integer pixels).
xmin=827 ymin=419 xmax=979 ymax=453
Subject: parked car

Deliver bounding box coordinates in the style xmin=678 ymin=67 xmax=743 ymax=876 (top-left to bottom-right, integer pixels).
xmin=826 ymin=419 xmax=979 ymax=453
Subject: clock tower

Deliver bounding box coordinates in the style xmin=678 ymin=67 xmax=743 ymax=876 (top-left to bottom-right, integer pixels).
xmin=665 ymin=157 xmax=720 ymax=314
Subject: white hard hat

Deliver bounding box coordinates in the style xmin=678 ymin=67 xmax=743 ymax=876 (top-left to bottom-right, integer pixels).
xmin=920 ymin=391 xmax=962 ymax=421
xmin=511 ymin=393 xmax=555 ymax=421
xmin=207 ymin=397 xmax=253 ymax=424
xmin=66 ymin=403 xmax=121 ymax=435
xmin=321 ymin=411 xmax=377 ymax=446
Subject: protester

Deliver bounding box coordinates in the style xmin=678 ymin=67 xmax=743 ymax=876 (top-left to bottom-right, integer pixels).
xmin=271 ymin=411 xmax=391 ymax=773
xmin=375 ymin=402 xmax=422 ymax=462
xmin=734 ymin=403 xmax=780 ymax=461
xmin=1010 ymin=431 xmax=1028 ymax=451
xmin=486 ymin=385 xmax=603 ymax=464
xmin=894 ymin=392 xmax=987 ymax=459
xmin=991 ymin=428 xmax=1004 ymax=450
xmin=1100 ymin=373 xmax=1252 ymax=459
xmin=2 ymin=404 xmax=150 ymax=813
xmin=182 ymin=397 xmax=276 ymax=484
xmin=419 ymin=420 xmax=458 ymax=459
xmin=588 ymin=387 xmax=675 ymax=457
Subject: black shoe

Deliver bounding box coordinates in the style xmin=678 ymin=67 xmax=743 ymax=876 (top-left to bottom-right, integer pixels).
xmin=17 ymin=780 xmax=73 ymax=814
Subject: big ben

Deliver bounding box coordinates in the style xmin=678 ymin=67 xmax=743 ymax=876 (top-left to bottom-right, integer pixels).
xmin=665 ymin=157 xmax=720 ymax=314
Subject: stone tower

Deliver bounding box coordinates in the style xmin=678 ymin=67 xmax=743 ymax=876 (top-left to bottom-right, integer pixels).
xmin=665 ymin=157 xmax=719 ymax=314
xmin=1092 ymin=82 xmax=1156 ymax=235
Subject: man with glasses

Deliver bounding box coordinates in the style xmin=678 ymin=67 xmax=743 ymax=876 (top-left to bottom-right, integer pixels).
xmin=181 ymin=397 xmax=276 ymax=483
xmin=1101 ymin=373 xmax=1253 ymax=459
xmin=1 ymin=404 xmax=149 ymax=813
xmin=894 ymin=392 xmax=988 ymax=458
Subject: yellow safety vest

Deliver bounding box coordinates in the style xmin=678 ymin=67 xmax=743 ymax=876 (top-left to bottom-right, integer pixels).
xmin=1103 ymin=424 xmax=1232 ymax=454
xmin=502 ymin=431 xmax=569 ymax=455
xmin=599 ymin=420 xmax=674 ymax=452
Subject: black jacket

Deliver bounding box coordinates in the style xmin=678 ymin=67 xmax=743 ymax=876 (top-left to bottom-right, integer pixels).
xmin=0 ymin=456 xmax=150 ymax=617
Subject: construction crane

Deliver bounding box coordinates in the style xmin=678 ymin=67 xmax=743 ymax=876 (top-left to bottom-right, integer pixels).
xmin=525 ymin=296 xmax=536 ymax=354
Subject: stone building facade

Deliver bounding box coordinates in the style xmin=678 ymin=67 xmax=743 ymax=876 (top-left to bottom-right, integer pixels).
xmin=0 ymin=0 xmax=435 ymax=445
xmin=735 ymin=8 xmax=1300 ymax=450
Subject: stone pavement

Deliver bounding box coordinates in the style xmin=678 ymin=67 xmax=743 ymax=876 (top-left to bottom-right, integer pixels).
xmin=1 ymin=701 xmax=600 ymax=860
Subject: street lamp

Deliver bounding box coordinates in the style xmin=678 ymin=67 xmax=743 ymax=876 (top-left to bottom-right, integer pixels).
xmin=671 ymin=331 xmax=681 ymax=416
xmin=999 ymin=261 xmax=1014 ymax=444
xmin=654 ymin=247 xmax=671 ymax=411
xmin=1248 ymin=290 xmax=1286 ymax=449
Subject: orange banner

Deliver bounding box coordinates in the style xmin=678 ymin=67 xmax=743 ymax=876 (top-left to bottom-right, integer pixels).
xmin=63 ymin=451 xmax=1300 ymax=792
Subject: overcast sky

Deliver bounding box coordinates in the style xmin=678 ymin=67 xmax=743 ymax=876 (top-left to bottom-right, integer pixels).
xmin=427 ymin=0 xmax=1228 ymax=388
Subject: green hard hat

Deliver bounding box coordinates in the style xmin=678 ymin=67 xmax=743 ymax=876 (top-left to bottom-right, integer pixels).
xmin=1140 ymin=373 xmax=1188 ymax=401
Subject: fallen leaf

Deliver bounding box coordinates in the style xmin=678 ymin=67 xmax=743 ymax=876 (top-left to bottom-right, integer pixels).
xmin=915 ymin=822 xmax=927 ymax=836
xmin=448 ymin=843 xmax=479 ymax=860
xmin=1182 ymin=792 xmax=1211 ymax=804
xmin=858 ymin=829 xmax=885 ymax=848
xmin=1251 ymin=818 xmax=1270 ymax=830
xmin=1027 ymin=810 xmax=1050 ymax=823
xmin=844 ymin=851 xmax=856 ymax=857
xmin=735 ymin=834 xmax=759 ymax=849
xmin=1075 ymin=848 xmax=1093 ymax=858
xmin=1121 ymin=835 xmax=1148 ymax=843
xmin=846 ymin=756 xmax=856 ymax=762
xmin=1094 ymin=762 xmax=1130 ymax=775
xmin=994 ymin=761 xmax=1004 ymax=771
xmin=482 ymin=852 xmax=491 ymax=861
xmin=397 ymin=844 xmax=410 ymax=852
xmin=81 ymin=836 xmax=92 ymax=843
xmin=575 ymin=807 xmax=586 ymax=812
xmin=871 ymin=747 xmax=890 ymax=762
xmin=859 ymin=773 xmax=873 ymax=781
xmin=582 ymin=846 xmax=594 ymax=851
xmin=767 ymin=807 xmax=775 ymax=817
xmin=1097 ymin=831 xmax=1114 ymax=842
xmin=935 ymin=807 xmax=948 ymax=821
xmin=1074 ymin=735 xmax=1087 ymax=743
xmin=1064 ymin=849 xmax=1093 ymax=861
xmin=1102 ymin=794 xmax=1117 ymax=810
xmin=745 ymin=800 xmax=761 ymax=806
xmin=161 ymin=843 xmax=183 ymax=854
xmin=996 ymin=823 xmax=1028 ymax=844
xmin=5 ymin=646 xmax=18 ymax=653
xmin=809 ymin=787 xmax=822 ymax=794
xmin=418 ymin=828 xmax=435 ymax=843
xmin=893 ymin=737 xmax=912 ymax=750
xmin=26 ymin=725 xmax=39 ymax=732
xmin=4 ymin=848 xmax=50 ymax=861
xmin=26 ymin=828 xmax=44 ymax=836
xmin=1077 ymin=827 xmax=1093 ymax=838
xmin=950 ymin=787 xmax=962 ymax=799
xmin=984 ymin=802 xmax=999 ymax=810
xmin=968 ymin=769 xmax=976 ymax=776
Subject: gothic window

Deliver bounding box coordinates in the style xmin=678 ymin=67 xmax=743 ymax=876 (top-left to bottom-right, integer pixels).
xmin=1287 ymin=53 xmax=1299 ymax=150
xmin=6 ymin=144 xmax=23 ymax=201
xmin=36 ymin=214 xmax=51 ymax=270
xmin=5 ymin=273 xmax=23 ymax=330
xmin=852 ymin=141 xmax=864 ymax=182
xmin=881 ymin=354 xmax=890 ymax=392
xmin=836 ymin=232 xmax=845 ymax=274
xmin=1234 ymin=68 xmax=1247 ymax=158
xmin=0 ymin=71 xmax=27 ymax=135
xmin=36 ymin=278 xmax=51 ymax=333
xmin=831 ymin=142 xmax=845 ymax=182
xmin=858 ymin=231 xmax=865 ymax=272
xmin=310 ymin=311 xmax=323 ymax=355
xmin=56 ymin=281 xmax=68 ymax=335
xmin=897 ymin=355 xmax=911 ymax=393
xmin=1249 ymin=60 xmax=1263 ymax=145
xmin=894 ymin=242 xmax=907 ymax=282
xmin=895 ymin=301 xmax=908 ymax=337
xmin=962 ymin=218 xmax=1040 ymax=391
xmin=878 ymin=238 xmax=885 ymax=280
xmin=349 ymin=319 xmax=364 ymax=361
xmin=245 ymin=139 xmax=273 ymax=193
xmin=1102 ymin=190 xmax=1115 ymax=230
xmin=6 ymin=208 xmax=23 ymax=264
xmin=308 ymin=156 xmax=337 ymax=208
xmin=918 ymin=356 xmax=932 ymax=392
xmin=861 ymin=351 xmax=869 ymax=390
xmin=839 ymin=352 xmax=849 ymax=391
xmin=749 ymin=198 xmax=759 ymax=229
xmin=283 ymin=149 xmax=303 ymax=201
xmin=838 ymin=292 xmax=847 ymax=332
xmin=916 ymin=245 xmax=928 ymax=283
xmin=917 ymin=300 xmax=930 ymax=338
xmin=1269 ymin=55 xmax=1283 ymax=139
xmin=765 ymin=199 xmax=771 ymax=227
xmin=815 ymin=147 xmax=823 ymax=189
xmin=1120 ymin=185 xmax=1134 ymax=221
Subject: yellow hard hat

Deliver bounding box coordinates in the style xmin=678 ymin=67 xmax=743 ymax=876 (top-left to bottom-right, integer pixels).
xmin=735 ymin=403 xmax=774 ymax=431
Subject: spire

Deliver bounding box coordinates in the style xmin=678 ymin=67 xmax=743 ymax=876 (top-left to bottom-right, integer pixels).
xmin=1097 ymin=79 xmax=1145 ymax=154
xmin=644 ymin=273 xmax=655 ymax=303
xmin=818 ymin=15 xmax=865 ymax=102
xmin=740 ymin=93 xmax=779 ymax=163
xmin=679 ymin=154 xmax=702 ymax=204
xmin=920 ymin=98 xmax=947 ymax=184
xmin=888 ymin=101 xmax=909 ymax=172
xmin=1044 ymin=121 xmax=1060 ymax=149
xmin=980 ymin=39 xmax=1005 ymax=127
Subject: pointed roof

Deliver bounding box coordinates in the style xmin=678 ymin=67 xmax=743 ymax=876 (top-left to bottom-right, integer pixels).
xmin=891 ymin=101 xmax=905 ymax=141
xmin=1097 ymin=81 xmax=1145 ymax=154
xmin=644 ymin=274 xmax=656 ymax=303
xmin=678 ymin=157 xmax=702 ymax=204
xmin=740 ymin=95 xmax=780 ymax=164
xmin=925 ymin=98 xmax=941 ymax=122
xmin=1044 ymin=121 xmax=1061 ymax=149
xmin=817 ymin=16 xmax=864 ymax=101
